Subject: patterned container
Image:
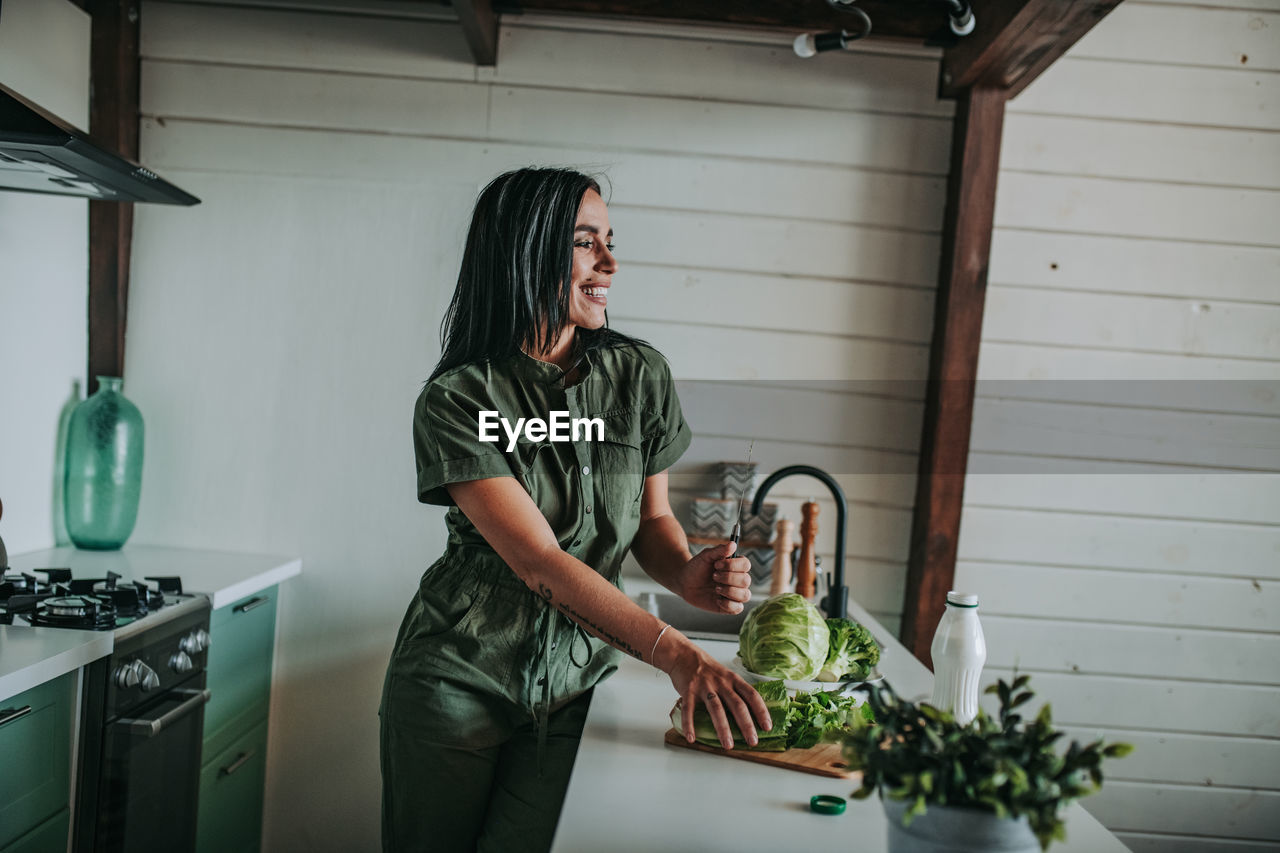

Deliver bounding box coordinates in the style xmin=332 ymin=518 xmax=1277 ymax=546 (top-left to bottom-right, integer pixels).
xmin=739 ymin=502 xmax=778 ymax=543
xmin=742 ymin=546 xmax=776 ymax=588
xmin=689 ymin=497 xmax=738 ymax=539
xmin=715 ymin=461 xmax=759 ymax=503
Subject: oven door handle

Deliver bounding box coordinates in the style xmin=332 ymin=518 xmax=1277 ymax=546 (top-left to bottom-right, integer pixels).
xmin=116 ymin=688 xmax=211 ymax=738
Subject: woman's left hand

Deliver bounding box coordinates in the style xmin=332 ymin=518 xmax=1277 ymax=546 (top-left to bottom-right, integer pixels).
xmin=681 ymin=541 xmax=753 ymax=614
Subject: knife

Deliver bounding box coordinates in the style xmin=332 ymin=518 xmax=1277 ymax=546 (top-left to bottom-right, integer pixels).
xmin=725 ymin=440 xmax=754 ymax=556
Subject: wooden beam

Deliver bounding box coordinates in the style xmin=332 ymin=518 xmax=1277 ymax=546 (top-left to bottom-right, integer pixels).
xmin=499 ymin=0 xmax=958 ymax=44
xmin=901 ymin=1 xmax=1124 ymax=664
xmin=85 ymin=0 xmax=140 ymax=395
xmin=901 ymin=86 xmax=1006 ymax=667
xmin=455 ymin=0 xmax=499 ymax=66
xmin=941 ymin=0 xmax=1123 ymax=98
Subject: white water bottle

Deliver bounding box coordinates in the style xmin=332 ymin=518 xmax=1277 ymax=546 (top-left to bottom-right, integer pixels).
xmin=929 ymin=591 xmax=986 ymax=726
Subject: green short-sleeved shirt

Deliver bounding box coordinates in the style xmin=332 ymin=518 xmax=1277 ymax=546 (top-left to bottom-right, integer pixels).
xmin=383 ymin=342 xmax=691 ymax=737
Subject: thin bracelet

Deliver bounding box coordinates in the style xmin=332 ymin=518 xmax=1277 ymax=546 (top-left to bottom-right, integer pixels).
xmin=650 ymin=624 xmax=672 ymax=663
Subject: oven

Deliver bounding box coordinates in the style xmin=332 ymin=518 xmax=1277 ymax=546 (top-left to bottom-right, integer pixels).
xmin=89 ymin=597 xmax=211 ymax=853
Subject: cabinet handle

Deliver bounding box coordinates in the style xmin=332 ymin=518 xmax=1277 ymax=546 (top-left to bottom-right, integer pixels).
xmin=0 ymin=705 xmax=32 ymax=727
xmin=219 ymin=748 xmax=258 ymax=777
xmin=233 ymin=596 xmax=270 ymax=614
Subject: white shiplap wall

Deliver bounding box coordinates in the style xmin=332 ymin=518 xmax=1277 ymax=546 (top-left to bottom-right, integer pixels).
xmin=0 ymin=0 xmax=90 ymax=556
xmin=130 ymin=4 xmax=945 ymax=848
xmin=957 ymin=2 xmax=1280 ymax=852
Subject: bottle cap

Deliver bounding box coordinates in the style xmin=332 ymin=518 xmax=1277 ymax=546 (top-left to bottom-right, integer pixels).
xmin=809 ymin=794 xmax=847 ymax=815
xmin=946 ymin=591 xmax=979 ymax=607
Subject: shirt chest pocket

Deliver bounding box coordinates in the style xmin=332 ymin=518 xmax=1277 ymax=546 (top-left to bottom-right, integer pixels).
xmin=591 ymin=411 xmax=645 ymax=511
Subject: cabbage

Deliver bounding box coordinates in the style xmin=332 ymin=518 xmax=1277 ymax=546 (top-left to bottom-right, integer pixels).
xmin=669 ymin=680 xmax=790 ymax=751
xmin=738 ymin=593 xmax=830 ymax=680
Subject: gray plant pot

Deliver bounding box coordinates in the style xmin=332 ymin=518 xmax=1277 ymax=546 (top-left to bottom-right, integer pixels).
xmin=883 ymin=797 xmax=1041 ymax=853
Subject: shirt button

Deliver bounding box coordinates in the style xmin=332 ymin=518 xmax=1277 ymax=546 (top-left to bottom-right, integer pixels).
xmin=582 ymin=466 xmax=590 ymax=476
xmin=585 ymin=506 xmax=593 ymax=514
xmin=571 ymin=540 xmax=581 ymax=547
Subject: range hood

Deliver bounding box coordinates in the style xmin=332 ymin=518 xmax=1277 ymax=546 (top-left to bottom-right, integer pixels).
xmin=0 ymin=82 xmax=198 ymax=205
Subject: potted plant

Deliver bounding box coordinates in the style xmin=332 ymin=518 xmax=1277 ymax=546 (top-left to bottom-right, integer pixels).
xmin=841 ymin=674 xmax=1133 ymax=852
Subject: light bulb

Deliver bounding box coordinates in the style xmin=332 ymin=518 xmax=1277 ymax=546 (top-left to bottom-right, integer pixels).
xmin=793 ymin=31 xmax=850 ymax=58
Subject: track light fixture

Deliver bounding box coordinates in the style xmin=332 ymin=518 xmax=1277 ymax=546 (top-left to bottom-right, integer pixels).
xmin=793 ymin=4 xmax=871 ymax=57
xmin=792 ymin=0 xmax=976 ymax=59
xmin=943 ymin=0 xmax=977 ymax=35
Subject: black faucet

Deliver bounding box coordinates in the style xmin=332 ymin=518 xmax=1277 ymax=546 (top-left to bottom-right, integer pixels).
xmin=750 ymin=465 xmax=848 ymax=620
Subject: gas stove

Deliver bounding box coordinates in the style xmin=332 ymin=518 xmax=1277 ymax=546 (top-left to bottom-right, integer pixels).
xmin=0 ymin=568 xmax=207 ymax=639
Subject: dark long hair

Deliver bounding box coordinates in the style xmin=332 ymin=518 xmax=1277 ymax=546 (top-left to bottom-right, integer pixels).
xmin=429 ymin=167 xmax=640 ymax=381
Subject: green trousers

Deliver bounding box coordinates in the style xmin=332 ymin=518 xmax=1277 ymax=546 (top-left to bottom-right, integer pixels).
xmin=380 ymin=677 xmax=593 ymax=853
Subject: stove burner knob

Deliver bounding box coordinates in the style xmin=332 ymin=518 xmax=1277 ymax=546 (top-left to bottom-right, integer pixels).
xmin=113 ymin=661 xmax=140 ymax=689
xmin=136 ymin=661 xmax=160 ymax=693
xmin=169 ymin=651 xmax=194 ymax=674
xmin=180 ymin=629 xmax=211 ymax=655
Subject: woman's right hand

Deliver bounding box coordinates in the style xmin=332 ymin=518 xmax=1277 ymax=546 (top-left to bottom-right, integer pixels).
xmin=659 ymin=635 xmax=772 ymax=749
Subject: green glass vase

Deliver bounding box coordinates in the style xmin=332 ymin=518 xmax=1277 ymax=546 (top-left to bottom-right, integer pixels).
xmin=64 ymin=376 xmax=145 ymax=550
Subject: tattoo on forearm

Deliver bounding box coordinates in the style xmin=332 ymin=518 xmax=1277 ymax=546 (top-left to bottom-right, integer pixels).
xmin=528 ymin=579 xmax=645 ymax=660
xmin=551 ymin=598 xmax=644 ymax=661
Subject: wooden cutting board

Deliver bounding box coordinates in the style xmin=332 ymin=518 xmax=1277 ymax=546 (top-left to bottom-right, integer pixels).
xmin=663 ymin=728 xmax=857 ymax=779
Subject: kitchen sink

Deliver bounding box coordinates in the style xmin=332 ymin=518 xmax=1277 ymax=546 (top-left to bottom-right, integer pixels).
xmin=633 ymin=591 xmax=761 ymax=641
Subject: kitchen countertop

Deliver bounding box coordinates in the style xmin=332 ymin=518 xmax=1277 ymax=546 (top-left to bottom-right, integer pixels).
xmin=0 ymin=625 xmax=111 ymax=702
xmin=10 ymin=544 xmax=301 ymax=609
xmin=3 ymin=544 xmax=300 ymax=700
xmin=553 ymin=578 xmax=1129 ymax=852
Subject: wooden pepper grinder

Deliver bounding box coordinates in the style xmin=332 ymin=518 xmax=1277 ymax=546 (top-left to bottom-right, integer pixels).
xmin=795 ymin=500 xmax=820 ymax=600
xmin=769 ymin=517 xmax=795 ymax=596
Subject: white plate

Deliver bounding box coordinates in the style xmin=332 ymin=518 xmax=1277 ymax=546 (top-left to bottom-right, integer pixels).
xmin=730 ymin=654 xmax=883 ymax=695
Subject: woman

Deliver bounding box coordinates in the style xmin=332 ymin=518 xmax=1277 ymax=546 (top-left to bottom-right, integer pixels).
xmin=380 ymin=167 xmax=771 ymax=852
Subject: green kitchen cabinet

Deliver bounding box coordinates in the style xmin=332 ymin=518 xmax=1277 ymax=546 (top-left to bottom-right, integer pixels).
xmin=4 ymin=809 xmax=70 ymax=853
xmin=0 ymin=673 xmax=74 ymax=852
xmin=197 ymin=586 xmax=278 ymax=853
xmin=196 ymin=719 xmax=268 ymax=853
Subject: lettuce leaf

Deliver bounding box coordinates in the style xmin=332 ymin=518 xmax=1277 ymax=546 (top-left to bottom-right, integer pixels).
xmin=816 ymin=617 xmax=882 ymax=683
